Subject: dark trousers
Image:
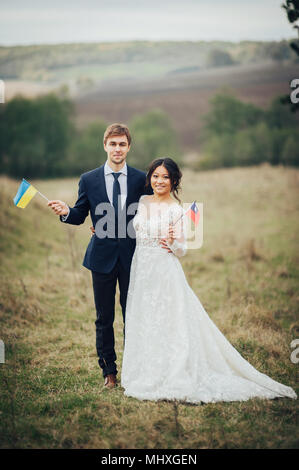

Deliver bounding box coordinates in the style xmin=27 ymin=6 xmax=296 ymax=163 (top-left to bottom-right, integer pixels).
xmin=91 ymin=258 xmax=130 ymax=378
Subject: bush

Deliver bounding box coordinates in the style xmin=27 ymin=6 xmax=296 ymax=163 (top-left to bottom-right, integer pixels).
xmin=202 ymin=93 xmax=264 ymax=137
xmin=0 ymin=94 xmax=74 ymax=178
xmin=206 ymin=49 xmax=236 ymax=68
xmin=281 ymin=134 xmax=299 ymax=166
xmin=198 ymin=93 xmax=299 ymax=169
xmin=68 ymin=121 xmax=107 ymax=175
xmin=129 ymin=109 xmax=180 ymax=170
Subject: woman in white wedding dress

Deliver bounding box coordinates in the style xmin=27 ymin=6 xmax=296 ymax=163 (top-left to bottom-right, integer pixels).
xmin=121 ymin=158 xmax=297 ymax=403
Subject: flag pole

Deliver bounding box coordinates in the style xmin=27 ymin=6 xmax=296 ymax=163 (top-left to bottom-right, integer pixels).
xmin=37 ymin=190 xmax=49 ymax=202
xmin=172 ymin=201 xmax=196 ymax=226
xmin=23 ymin=179 xmax=49 ymax=203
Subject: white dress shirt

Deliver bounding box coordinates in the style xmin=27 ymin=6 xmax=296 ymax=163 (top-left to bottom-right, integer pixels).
xmin=62 ymin=161 xmax=127 ymax=220
xmin=104 ymin=161 xmax=127 ymax=209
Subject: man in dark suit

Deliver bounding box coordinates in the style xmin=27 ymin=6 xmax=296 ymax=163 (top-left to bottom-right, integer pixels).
xmin=48 ymin=123 xmax=150 ymax=389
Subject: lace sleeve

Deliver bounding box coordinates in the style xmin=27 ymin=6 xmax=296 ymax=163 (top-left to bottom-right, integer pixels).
xmin=138 ymin=195 xmax=147 ymax=204
xmin=167 ymin=206 xmax=187 ymax=258
xmin=132 ymin=195 xmax=147 ymax=231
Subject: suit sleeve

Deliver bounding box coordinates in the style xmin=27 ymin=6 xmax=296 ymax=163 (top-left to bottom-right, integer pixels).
xmin=60 ymin=176 xmax=90 ymax=225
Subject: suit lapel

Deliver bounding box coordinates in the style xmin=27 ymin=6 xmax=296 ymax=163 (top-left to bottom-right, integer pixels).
xmin=95 ymin=164 xmax=137 ymax=213
xmin=126 ymin=165 xmax=135 ymax=210
xmin=95 ymin=165 xmax=110 ymax=204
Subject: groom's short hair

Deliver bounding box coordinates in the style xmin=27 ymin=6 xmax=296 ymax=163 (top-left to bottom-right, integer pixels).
xmin=103 ymin=123 xmax=131 ymax=146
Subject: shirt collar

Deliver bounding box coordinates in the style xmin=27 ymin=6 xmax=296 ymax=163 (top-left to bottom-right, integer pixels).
xmin=104 ymin=161 xmax=127 ymax=176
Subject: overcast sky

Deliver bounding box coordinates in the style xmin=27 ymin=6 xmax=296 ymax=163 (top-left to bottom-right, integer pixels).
xmin=0 ymin=0 xmax=294 ymax=46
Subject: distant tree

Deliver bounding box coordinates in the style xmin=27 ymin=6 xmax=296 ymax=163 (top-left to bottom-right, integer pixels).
xmin=76 ymin=76 xmax=95 ymax=92
xmin=206 ymin=49 xmax=235 ymax=68
xmin=281 ymin=133 xmax=299 ymax=165
xmin=201 ymin=133 xmax=236 ymax=169
xmin=0 ymin=94 xmax=74 ymax=178
xmin=234 ymin=129 xmax=257 ymax=167
xmin=282 ymin=0 xmax=299 ymax=56
xmin=266 ymin=40 xmax=293 ymax=61
xmin=68 ymin=120 xmax=107 ymax=175
xmin=129 ymin=109 xmax=180 ymax=170
xmin=265 ymin=96 xmax=298 ymax=128
xmin=198 ymin=93 xmax=299 ymax=170
xmin=202 ymin=92 xmax=264 ymax=137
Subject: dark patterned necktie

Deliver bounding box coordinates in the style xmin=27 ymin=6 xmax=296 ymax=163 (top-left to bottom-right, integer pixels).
xmin=112 ymin=172 xmax=121 ymax=215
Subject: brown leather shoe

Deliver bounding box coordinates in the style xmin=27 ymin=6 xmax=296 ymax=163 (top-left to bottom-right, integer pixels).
xmin=104 ymin=374 xmax=117 ymax=389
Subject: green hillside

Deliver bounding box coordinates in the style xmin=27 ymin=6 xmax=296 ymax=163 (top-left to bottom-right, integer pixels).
xmin=0 ymin=40 xmax=296 ymax=82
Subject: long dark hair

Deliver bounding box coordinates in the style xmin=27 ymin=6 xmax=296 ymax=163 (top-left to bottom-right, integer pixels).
xmin=145 ymin=157 xmax=182 ymax=203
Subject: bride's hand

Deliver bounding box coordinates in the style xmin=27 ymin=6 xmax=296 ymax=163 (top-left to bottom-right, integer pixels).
xmin=159 ymin=224 xmax=174 ymax=253
xmin=166 ymin=224 xmax=175 ymax=246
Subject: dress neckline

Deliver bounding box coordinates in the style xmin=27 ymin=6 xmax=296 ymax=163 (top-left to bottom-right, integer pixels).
xmin=141 ymin=195 xmax=179 ymax=208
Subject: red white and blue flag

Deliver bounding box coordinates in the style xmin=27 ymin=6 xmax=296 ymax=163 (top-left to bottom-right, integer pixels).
xmin=186 ymin=201 xmax=200 ymax=226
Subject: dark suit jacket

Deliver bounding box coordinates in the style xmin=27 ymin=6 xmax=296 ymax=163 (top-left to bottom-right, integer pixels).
xmin=61 ymin=164 xmax=150 ymax=273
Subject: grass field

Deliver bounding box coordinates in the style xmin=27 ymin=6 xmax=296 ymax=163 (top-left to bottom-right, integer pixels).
xmin=0 ymin=164 xmax=298 ymax=449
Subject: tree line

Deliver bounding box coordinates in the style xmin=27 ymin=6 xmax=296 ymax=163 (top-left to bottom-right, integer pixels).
xmin=0 ymin=94 xmax=180 ymax=178
xmin=0 ymin=91 xmax=298 ymax=180
xmin=197 ymin=93 xmax=299 ymax=170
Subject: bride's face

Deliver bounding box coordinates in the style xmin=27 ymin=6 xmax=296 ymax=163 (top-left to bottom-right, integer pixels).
xmin=151 ymin=165 xmax=171 ymax=196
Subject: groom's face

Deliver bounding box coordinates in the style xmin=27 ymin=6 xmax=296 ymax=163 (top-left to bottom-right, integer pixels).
xmin=104 ymin=134 xmax=130 ymax=167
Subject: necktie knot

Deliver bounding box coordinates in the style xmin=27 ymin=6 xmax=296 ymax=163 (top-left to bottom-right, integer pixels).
xmin=112 ymin=172 xmax=121 ymax=180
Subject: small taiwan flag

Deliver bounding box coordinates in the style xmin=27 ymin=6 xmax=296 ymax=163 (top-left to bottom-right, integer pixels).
xmin=186 ymin=201 xmax=200 ymax=226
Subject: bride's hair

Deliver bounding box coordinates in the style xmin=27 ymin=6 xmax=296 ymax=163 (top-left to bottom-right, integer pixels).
xmin=145 ymin=157 xmax=182 ymax=203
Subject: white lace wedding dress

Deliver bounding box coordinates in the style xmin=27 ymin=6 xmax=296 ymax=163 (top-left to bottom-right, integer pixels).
xmin=121 ymin=196 xmax=297 ymax=403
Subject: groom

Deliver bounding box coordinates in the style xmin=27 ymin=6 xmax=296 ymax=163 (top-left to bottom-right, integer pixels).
xmin=48 ymin=123 xmax=151 ymax=389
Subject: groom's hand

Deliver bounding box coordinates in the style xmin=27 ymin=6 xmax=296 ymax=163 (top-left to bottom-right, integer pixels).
xmin=48 ymin=200 xmax=69 ymax=216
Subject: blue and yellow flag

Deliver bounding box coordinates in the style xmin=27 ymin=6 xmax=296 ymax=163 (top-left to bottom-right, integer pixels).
xmin=13 ymin=179 xmax=38 ymax=208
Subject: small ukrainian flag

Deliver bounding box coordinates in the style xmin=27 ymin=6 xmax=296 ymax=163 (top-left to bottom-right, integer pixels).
xmin=13 ymin=179 xmax=38 ymax=208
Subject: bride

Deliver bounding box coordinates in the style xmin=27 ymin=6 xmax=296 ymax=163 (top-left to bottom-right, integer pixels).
xmin=121 ymin=157 xmax=297 ymax=403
